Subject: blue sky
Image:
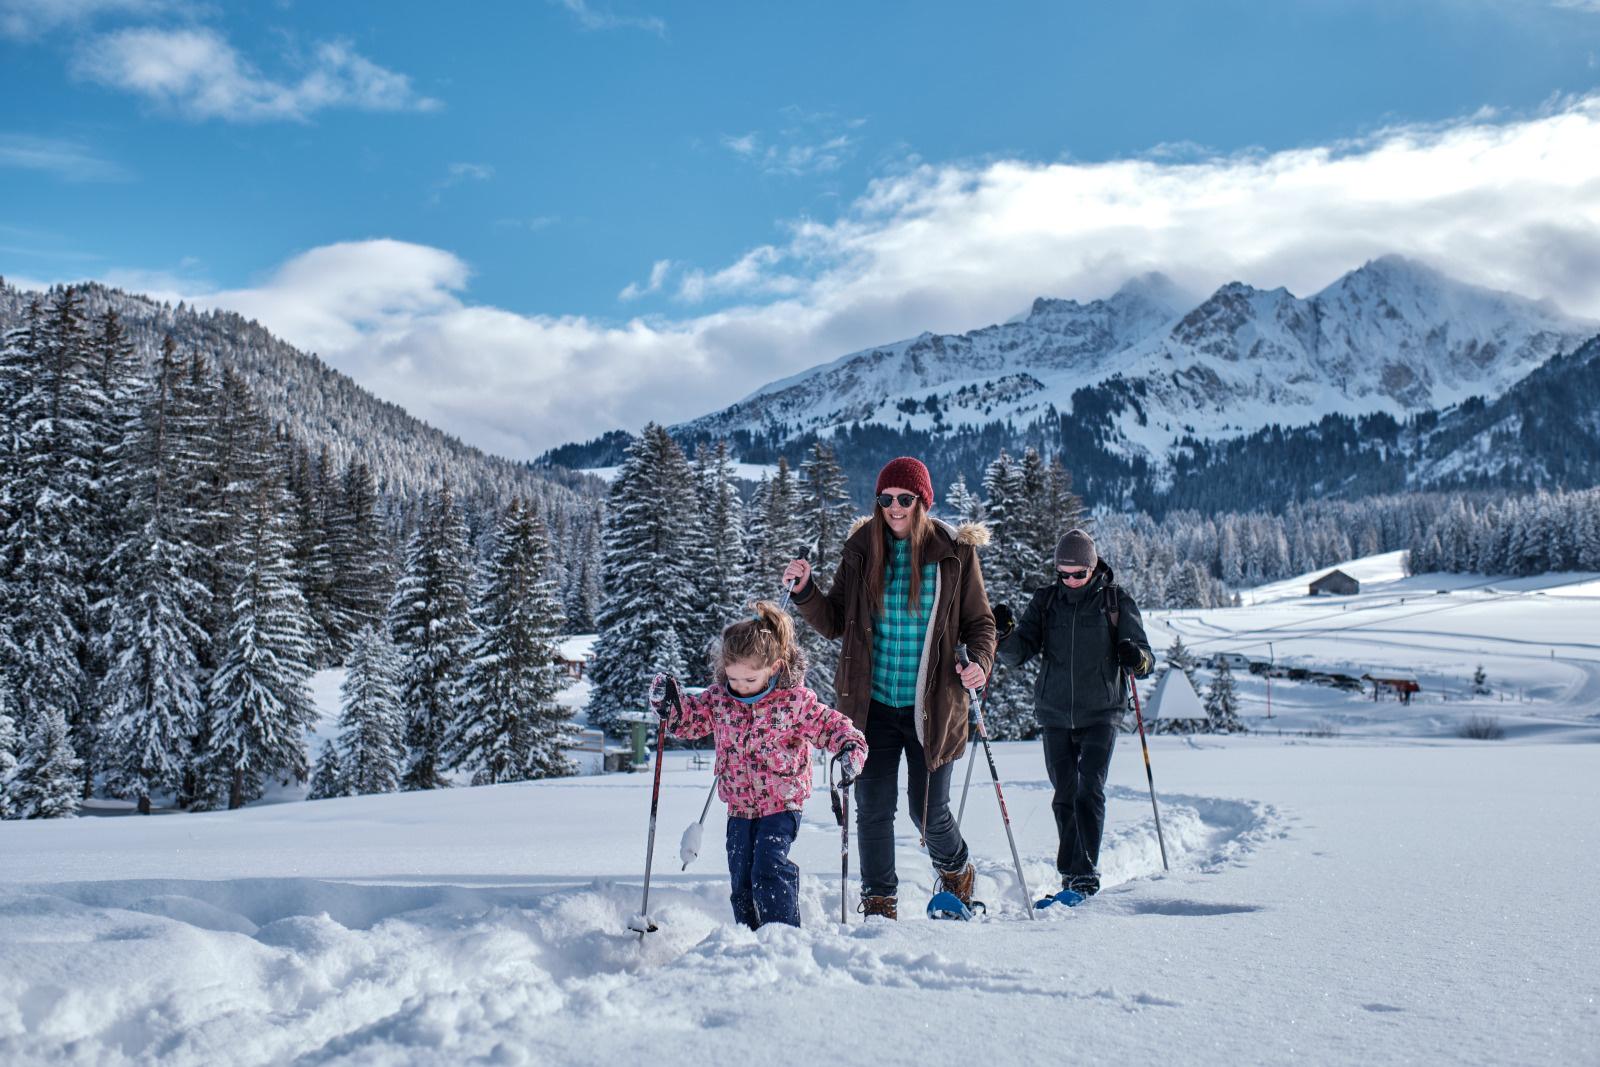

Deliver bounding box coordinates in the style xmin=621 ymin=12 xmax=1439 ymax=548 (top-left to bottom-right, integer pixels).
xmin=5 ymin=0 xmax=1600 ymax=456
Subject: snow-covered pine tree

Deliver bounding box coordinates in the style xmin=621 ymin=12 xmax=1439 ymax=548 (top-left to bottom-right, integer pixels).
xmin=797 ymin=441 xmax=854 ymax=700
xmin=749 ymin=456 xmax=803 ymax=601
xmin=944 ymin=474 xmax=984 ymax=525
xmin=389 ymin=483 xmax=477 ymax=789
xmin=307 ymin=740 xmax=345 ymax=800
xmin=560 ymin=506 xmax=603 ymax=633
xmin=4 ymin=286 xmax=103 ymax=803
xmin=98 ymin=336 xmax=210 ymax=814
xmin=206 ymin=404 xmax=318 ymax=810
xmin=979 ymin=449 xmax=1035 ymax=739
xmin=0 ymin=689 xmax=17 ymax=819
xmin=1205 ymin=660 xmax=1243 ymax=733
xmin=696 ymin=441 xmax=748 ymax=638
xmin=448 ymin=499 xmax=573 ymax=783
xmin=8 ymin=701 xmax=82 ymax=819
xmin=1165 ymin=635 xmax=1199 ymax=692
xmin=337 ymin=625 xmax=406 ymax=795
xmin=328 ymin=462 xmax=392 ymax=654
xmin=587 ymin=424 xmax=704 ymax=736
xmin=78 ymin=309 xmax=141 ymax=794
xmin=284 ymin=443 xmax=338 ymax=666
xmin=1014 ymin=447 xmax=1051 ymax=586
xmin=1473 ymin=664 xmax=1490 ymax=696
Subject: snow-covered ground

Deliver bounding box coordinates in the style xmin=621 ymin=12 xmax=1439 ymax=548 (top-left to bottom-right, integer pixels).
xmin=1145 ymin=552 xmax=1600 ymax=741
xmin=2 ymin=555 xmax=1598 ymax=1065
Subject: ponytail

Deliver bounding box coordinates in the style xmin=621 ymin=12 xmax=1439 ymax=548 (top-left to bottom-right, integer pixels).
xmin=715 ymin=600 xmax=809 ymax=688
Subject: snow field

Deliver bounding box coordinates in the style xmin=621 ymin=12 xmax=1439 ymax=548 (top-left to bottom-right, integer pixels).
xmin=3 ymin=739 xmax=1598 ymax=1064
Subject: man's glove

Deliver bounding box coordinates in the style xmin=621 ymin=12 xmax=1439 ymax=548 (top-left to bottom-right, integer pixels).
xmin=992 ymin=603 xmax=1016 ymax=640
xmin=1116 ymin=640 xmax=1147 ymax=672
xmin=834 ymin=742 xmax=864 ymax=787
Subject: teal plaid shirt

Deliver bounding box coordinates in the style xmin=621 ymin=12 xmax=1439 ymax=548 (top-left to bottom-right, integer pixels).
xmin=871 ymin=535 xmax=937 ymax=707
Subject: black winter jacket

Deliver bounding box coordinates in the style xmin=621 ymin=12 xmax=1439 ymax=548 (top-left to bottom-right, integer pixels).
xmin=997 ymin=561 xmax=1154 ymax=730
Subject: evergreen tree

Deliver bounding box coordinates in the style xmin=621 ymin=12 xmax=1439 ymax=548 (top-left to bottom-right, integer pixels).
xmin=944 ymin=474 xmax=984 ymax=524
xmin=797 ymin=442 xmax=855 ymax=700
xmin=390 ymin=484 xmax=477 ymax=789
xmin=1204 ymin=660 xmax=1243 ymax=733
xmin=8 ymin=701 xmax=82 ymax=819
xmin=285 ymin=443 xmax=338 ymax=665
xmin=697 ymin=441 xmax=748 ymax=635
xmin=448 ymin=500 xmax=573 ymax=783
xmin=207 ymin=427 xmax=318 ymax=810
xmin=1473 ymin=664 xmax=1490 ymax=696
xmin=79 ymin=309 xmax=141 ymax=794
xmin=98 ymin=337 xmax=210 ymax=814
xmin=0 ymin=690 xmax=18 ymax=819
xmin=337 ymin=626 xmax=407 ymax=796
xmin=328 ymin=462 xmax=391 ymax=653
xmin=587 ymin=424 xmax=705 ymax=736
xmin=749 ymin=458 xmax=803 ymax=602
xmin=979 ymin=450 xmax=1036 ymax=739
xmin=5 ymin=287 xmax=102 ymax=800
xmin=307 ymin=740 xmax=345 ymax=800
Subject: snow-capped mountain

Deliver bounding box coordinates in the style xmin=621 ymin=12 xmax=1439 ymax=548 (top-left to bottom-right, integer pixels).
xmin=677 ymin=256 xmax=1593 ymax=467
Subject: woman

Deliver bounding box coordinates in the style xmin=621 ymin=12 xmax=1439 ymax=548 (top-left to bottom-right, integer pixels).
xmin=783 ymin=456 xmax=995 ymax=919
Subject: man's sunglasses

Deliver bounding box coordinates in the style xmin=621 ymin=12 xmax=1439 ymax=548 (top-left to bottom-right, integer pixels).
xmin=1057 ymin=568 xmax=1091 ymax=581
xmin=877 ymin=492 xmax=919 ymax=509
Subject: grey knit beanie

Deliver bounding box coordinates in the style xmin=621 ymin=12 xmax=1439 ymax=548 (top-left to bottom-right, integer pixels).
xmin=1054 ymin=528 xmax=1097 ymax=571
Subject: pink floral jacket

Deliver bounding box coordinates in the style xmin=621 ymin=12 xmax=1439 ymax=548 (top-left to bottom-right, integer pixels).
xmin=662 ymin=682 xmax=867 ymax=820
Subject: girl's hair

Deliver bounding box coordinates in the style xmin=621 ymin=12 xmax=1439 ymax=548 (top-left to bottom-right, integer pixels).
xmin=864 ymin=498 xmax=934 ymax=616
xmin=713 ymin=600 xmax=808 ymax=688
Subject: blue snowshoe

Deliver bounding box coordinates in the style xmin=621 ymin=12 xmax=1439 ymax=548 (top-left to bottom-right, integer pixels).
xmin=927 ymin=891 xmax=986 ymax=920
xmin=1034 ymin=887 xmax=1086 ymax=910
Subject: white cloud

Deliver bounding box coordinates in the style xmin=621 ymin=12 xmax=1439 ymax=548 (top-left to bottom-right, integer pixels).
xmin=722 ymin=108 xmax=864 ymax=177
xmin=446 ymin=162 xmax=494 ymax=182
xmin=618 ymin=258 xmax=672 ymax=301
xmin=551 ymin=0 xmax=665 ymax=37
xmin=86 ymin=94 xmax=1600 ymax=460
xmin=0 ymin=133 xmax=128 ymax=180
xmin=71 ymin=27 xmax=441 ymax=121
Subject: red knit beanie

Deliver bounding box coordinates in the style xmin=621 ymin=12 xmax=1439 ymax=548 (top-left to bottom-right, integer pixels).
xmin=875 ymin=456 xmax=934 ymax=510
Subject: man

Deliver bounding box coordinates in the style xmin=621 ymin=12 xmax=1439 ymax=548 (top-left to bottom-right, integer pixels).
xmin=994 ymin=528 xmax=1153 ymax=905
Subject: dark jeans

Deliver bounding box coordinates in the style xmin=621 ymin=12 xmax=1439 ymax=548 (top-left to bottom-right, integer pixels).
xmin=726 ymin=811 xmax=802 ymax=928
xmin=1042 ymin=724 xmax=1118 ymax=893
xmin=855 ymin=700 xmax=970 ymax=898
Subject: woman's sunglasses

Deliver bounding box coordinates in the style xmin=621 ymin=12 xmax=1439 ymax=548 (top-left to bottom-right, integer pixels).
xmin=876 ymin=492 xmax=919 ymax=509
xmin=1057 ymin=568 xmax=1091 ymax=581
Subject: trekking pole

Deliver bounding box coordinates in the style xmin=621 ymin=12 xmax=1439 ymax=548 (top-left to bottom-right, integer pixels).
xmin=629 ymin=674 xmax=676 ymax=937
xmin=776 ymin=540 xmax=816 ymax=613
xmin=954 ymin=720 xmax=978 ymax=831
xmin=828 ymin=752 xmax=852 ymax=923
xmin=955 ymin=645 xmax=1035 ymax=920
xmin=1127 ymin=671 xmax=1170 ymax=872
xmin=679 ymin=777 xmax=717 ymax=870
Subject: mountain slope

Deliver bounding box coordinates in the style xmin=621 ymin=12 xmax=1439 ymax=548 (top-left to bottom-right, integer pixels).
xmin=676 ymin=256 xmax=1592 ymax=471
xmin=0 ymin=279 xmax=602 ymax=508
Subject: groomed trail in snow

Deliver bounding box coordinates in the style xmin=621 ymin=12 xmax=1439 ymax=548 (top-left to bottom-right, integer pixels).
xmin=3 ymin=737 xmax=1597 ymax=1066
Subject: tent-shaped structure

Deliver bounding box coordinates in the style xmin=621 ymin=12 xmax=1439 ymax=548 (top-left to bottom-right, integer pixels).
xmin=1148 ymin=667 xmax=1206 ymax=725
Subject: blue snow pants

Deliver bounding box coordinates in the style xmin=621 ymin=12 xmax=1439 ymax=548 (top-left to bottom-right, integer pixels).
xmin=725 ymin=810 xmax=802 ymax=928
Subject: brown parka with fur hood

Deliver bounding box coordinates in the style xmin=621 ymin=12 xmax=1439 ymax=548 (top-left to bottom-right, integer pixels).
xmin=792 ymin=516 xmax=996 ymax=771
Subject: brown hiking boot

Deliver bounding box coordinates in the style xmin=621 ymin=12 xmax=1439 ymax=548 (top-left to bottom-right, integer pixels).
xmin=938 ymin=863 xmax=976 ymax=906
xmin=857 ymin=895 xmax=897 ymax=920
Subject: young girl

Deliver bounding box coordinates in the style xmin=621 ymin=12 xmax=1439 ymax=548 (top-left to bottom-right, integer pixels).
xmin=655 ymin=601 xmax=866 ymax=930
